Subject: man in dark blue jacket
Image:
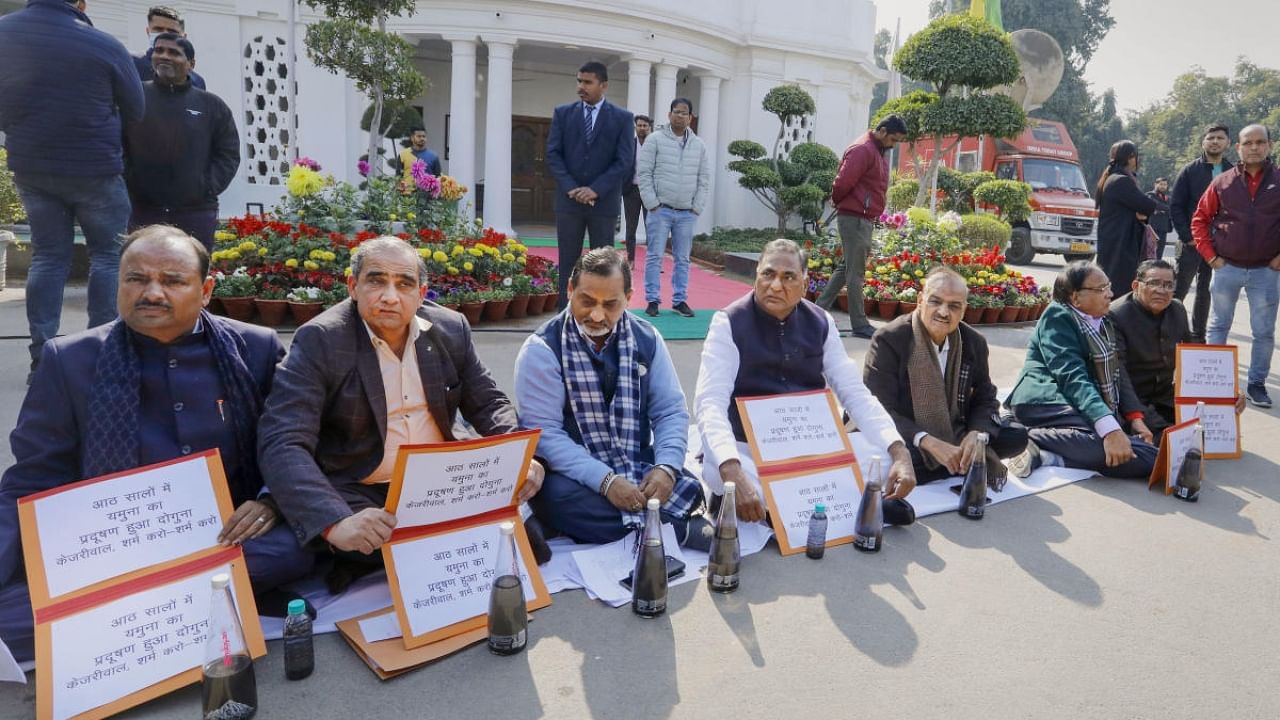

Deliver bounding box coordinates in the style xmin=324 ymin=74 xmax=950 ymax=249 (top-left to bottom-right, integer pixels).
xmin=124 ymin=34 xmax=239 ymax=251
xmin=546 ymin=61 xmax=635 ymax=308
xmin=133 ymin=5 xmax=207 ymax=89
xmin=0 ymin=226 xmax=313 ymax=665
xmin=0 ymin=0 xmax=145 ymax=376
xmin=1171 ymin=124 xmax=1232 ymax=342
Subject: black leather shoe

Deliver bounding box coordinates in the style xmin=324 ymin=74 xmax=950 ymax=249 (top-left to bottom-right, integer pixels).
xmin=672 ymin=301 xmax=695 ymax=318
xmin=681 ymin=516 xmax=714 ymax=551
xmin=524 ymin=516 xmax=553 ymax=565
xmin=882 ymin=498 xmax=916 ymax=526
xmin=645 ymin=301 xmax=660 ymax=317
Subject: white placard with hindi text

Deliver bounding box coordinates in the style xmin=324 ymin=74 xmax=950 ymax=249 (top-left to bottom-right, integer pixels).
xmin=388 ymin=523 xmax=535 ymax=639
xmin=1164 ymin=422 xmax=1201 ymax=491
xmin=391 ymin=436 xmax=534 ymax=527
xmin=1177 ymin=347 xmax=1237 ymax=399
xmin=765 ymin=465 xmax=861 ymax=551
xmin=48 ymin=564 xmax=237 ymax=720
xmin=740 ymin=393 xmax=846 ymax=464
xmin=1176 ymin=403 xmax=1239 ymax=457
xmin=33 ymin=458 xmax=221 ymax=599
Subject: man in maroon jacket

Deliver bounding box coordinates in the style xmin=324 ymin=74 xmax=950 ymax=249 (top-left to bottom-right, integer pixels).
xmin=1192 ymin=124 xmax=1280 ymax=408
xmin=817 ymin=115 xmax=908 ymax=337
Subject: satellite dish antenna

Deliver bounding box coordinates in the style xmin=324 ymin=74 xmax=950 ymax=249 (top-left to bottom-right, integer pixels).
xmin=993 ymin=29 xmax=1065 ymax=112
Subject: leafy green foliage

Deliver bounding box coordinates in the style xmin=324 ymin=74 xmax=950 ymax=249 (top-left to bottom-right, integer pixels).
xmin=789 ymin=142 xmax=839 ymax=170
xmin=762 ymin=85 xmax=817 ymax=122
xmin=974 ymin=180 xmax=1033 ymax=223
xmin=887 ymin=180 xmax=920 ymax=211
xmin=873 ymin=90 xmax=935 ymax=143
xmin=895 ymin=14 xmax=1021 ymax=95
xmin=361 ymin=102 xmax=422 ymax=139
xmin=937 ymin=168 xmax=997 ymax=213
xmin=922 ymin=93 xmax=1027 ymax=140
xmin=956 ymin=213 xmax=1013 ymax=250
xmin=726 ymin=140 xmax=767 ymax=161
xmin=300 ymin=0 xmax=416 ymax=23
xmin=0 ymin=149 xmax=25 ymax=225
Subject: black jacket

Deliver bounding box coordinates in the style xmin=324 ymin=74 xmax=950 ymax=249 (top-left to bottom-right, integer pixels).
xmin=1107 ymin=293 xmax=1190 ymax=429
xmin=1170 ymin=154 xmax=1231 ymax=243
xmin=123 ymin=80 xmax=239 ymax=211
xmin=1097 ymin=171 xmax=1158 ymax=292
xmin=1146 ymin=190 xmax=1172 ymax=234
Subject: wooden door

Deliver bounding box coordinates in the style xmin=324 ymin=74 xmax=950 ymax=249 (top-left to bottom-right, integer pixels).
xmin=511 ymin=115 xmax=556 ymax=224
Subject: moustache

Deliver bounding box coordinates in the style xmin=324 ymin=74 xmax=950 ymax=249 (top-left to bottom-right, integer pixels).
xmin=134 ymin=301 xmax=172 ymax=311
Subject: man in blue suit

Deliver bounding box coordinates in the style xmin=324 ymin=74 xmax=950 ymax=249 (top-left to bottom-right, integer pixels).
xmin=546 ymin=61 xmax=636 ymax=308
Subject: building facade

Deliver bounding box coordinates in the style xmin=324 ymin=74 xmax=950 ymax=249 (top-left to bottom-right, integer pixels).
xmin=2 ymin=0 xmax=883 ymax=235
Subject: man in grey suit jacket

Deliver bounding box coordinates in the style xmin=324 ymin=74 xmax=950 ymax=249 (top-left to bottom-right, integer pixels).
xmin=546 ymin=60 xmax=635 ymax=309
xmin=258 ymin=237 xmax=546 ymax=587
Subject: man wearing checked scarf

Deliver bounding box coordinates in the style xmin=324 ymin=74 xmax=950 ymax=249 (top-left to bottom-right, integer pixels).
xmin=516 ymin=248 xmax=711 ymax=549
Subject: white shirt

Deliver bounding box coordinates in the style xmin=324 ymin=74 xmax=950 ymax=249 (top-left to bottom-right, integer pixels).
xmin=360 ymin=315 xmax=443 ymax=483
xmin=694 ymin=304 xmax=904 ymax=471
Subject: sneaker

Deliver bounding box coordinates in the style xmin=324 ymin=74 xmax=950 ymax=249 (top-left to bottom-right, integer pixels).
xmin=1006 ymin=441 xmax=1042 ymax=479
xmin=851 ymin=325 xmax=876 ymax=339
xmin=672 ymin=302 xmax=695 ymax=318
xmin=524 ymin=516 xmax=553 ymax=565
xmin=882 ymin=498 xmax=916 ymax=526
xmin=645 ymin=301 xmax=660 ymax=317
xmin=681 ymin=516 xmax=714 ymax=551
xmin=1247 ymin=383 xmax=1272 ymax=408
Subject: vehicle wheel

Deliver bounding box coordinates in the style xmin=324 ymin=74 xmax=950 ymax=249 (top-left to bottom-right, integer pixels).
xmin=1064 ymin=253 xmax=1095 ymax=263
xmin=1005 ymin=227 xmax=1034 ymax=264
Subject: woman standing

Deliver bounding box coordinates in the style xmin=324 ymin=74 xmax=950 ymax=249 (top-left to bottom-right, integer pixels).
xmin=1005 ymin=261 xmax=1158 ymax=479
xmin=1095 ymin=140 xmax=1158 ymax=292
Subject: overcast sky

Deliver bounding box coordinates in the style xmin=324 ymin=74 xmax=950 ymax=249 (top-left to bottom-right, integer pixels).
xmin=880 ymin=0 xmax=1280 ymax=117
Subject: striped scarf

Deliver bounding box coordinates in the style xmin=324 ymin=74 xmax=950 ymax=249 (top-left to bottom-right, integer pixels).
xmin=1071 ymin=310 xmax=1121 ymax=412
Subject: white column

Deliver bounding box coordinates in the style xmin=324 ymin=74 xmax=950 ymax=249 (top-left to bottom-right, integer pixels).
xmin=694 ymin=74 xmax=723 ymax=235
xmin=481 ymin=37 xmax=516 ymax=236
xmin=446 ymin=37 xmax=478 ymax=220
xmin=625 ymin=58 xmax=652 ymax=118
xmin=653 ymin=63 xmax=680 ymax=125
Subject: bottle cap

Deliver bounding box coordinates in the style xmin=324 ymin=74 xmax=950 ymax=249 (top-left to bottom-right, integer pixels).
xmin=210 ymin=573 xmax=230 ymax=590
xmin=287 ymin=599 xmax=306 ymax=616
xmin=723 ymin=481 xmax=736 ymax=492
xmin=814 ymin=503 xmax=826 ymax=513
xmin=647 ymin=497 xmax=660 ymax=510
xmin=499 ymin=521 xmax=515 ymax=535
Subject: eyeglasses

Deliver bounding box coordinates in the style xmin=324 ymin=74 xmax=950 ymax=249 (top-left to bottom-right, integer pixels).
xmin=1079 ymin=283 xmax=1112 ymax=293
xmin=670 ymin=111 xmax=692 ymax=117
xmin=1140 ymin=280 xmax=1175 ymax=291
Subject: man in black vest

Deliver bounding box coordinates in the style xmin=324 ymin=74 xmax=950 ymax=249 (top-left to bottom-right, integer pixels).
xmin=694 ymin=239 xmax=917 ymax=524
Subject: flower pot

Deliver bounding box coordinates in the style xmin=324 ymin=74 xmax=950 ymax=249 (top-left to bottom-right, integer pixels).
xmin=836 ymin=292 xmax=849 ymax=313
xmin=863 ymin=297 xmax=877 ymax=318
xmin=483 ymin=300 xmax=511 ymax=322
xmin=981 ymin=307 xmax=1001 ymax=324
xmin=288 ymin=301 xmax=325 ymax=326
xmin=507 ymin=293 xmax=531 ymax=319
xmin=805 ymin=290 xmax=818 ymax=302
xmin=963 ymin=306 xmax=983 ymax=324
xmin=441 ymin=303 xmax=460 ymax=313
xmin=541 ymin=292 xmax=559 ymax=314
xmin=460 ymin=301 xmax=485 ymax=325
xmin=254 ymin=298 xmax=289 ymax=326
xmin=877 ymin=300 xmax=899 ymax=319
xmin=525 ymin=293 xmax=546 ymax=315
xmin=1016 ymin=305 xmax=1031 ymax=322
xmin=898 ymin=301 xmax=917 ymax=316
xmin=219 ymin=296 xmax=256 ymax=323
xmin=207 ymin=298 xmax=225 ymax=316
xmin=1036 ymin=303 xmax=1048 ymax=319
xmin=999 ymin=306 xmax=1020 ymax=324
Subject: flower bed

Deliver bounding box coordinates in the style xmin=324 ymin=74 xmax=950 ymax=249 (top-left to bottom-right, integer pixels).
xmin=209 ymin=158 xmax=558 ymax=326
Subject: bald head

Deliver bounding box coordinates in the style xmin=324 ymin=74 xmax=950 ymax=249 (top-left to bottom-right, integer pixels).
xmin=922 ymin=267 xmax=968 ymax=297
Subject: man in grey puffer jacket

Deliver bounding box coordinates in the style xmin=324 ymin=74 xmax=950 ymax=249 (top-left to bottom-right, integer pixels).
xmin=637 ymin=97 xmax=711 ymax=318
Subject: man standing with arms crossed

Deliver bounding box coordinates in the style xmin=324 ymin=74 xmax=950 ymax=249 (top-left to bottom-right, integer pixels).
xmin=1171 ymin=124 xmax=1232 ymax=343
xmin=816 ymin=115 xmax=908 ymax=338
xmin=1192 ymin=124 xmax=1280 ymax=408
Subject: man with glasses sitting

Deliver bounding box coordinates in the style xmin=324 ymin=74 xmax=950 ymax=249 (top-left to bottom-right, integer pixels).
xmin=1109 ymin=259 xmax=1244 ymax=441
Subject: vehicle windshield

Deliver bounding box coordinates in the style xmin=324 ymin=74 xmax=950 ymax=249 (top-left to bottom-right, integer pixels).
xmin=1022 ymin=159 xmax=1090 ymax=195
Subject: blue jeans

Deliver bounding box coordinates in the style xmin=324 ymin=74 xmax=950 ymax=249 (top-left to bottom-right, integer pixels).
xmin=15 ymin=173 xmax=130 ymax=366
xmin=644 ymin=206 xmax=696 ymax=305
xmin=1207 ymin=263 xmax=1279 ymax=386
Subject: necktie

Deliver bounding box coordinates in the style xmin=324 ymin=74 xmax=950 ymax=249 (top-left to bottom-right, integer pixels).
xmin=585 ymin=104 xmax=597 ymax=145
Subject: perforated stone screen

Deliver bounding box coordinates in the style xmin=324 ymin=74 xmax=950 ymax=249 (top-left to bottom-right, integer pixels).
xmin=242 ymin=35 xmax=294 ymax=185
xmin=777 ymin=113 xmax=815 ymax=159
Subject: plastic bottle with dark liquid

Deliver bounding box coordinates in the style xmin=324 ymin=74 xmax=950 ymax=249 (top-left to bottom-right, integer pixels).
xmin=853 ymin=456 xmax=884 ymax=552
xmin=707 ymin=482 xmax=741 ymax=593
xmin=632 ymin=498 xmax=668 ymax=617
xmin=488 ymin=521 xmax=528 ymax=655
xmin=282 ymin=599 xmax=313 ymax=680
xmin=958 ymin=432 xmax=989 ymax=519
xmin=201 ymin=573 xmax=257 ymax=720
xmin=805 ymin=502 xmax=828 ymax=559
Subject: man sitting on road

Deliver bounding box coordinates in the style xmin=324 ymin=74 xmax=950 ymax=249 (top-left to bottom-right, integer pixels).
xmin=695 ymin=239 xmax=918 ymax=525
xmin=258 ymin=236 xmax=546 ymax=589
xmin=863 ymin=267 xmax=1029 ymax=484
xmin=0 ymin=226 xmax=312 ymax=664
xmin=515 ymin=248 xmax=709 ymax=547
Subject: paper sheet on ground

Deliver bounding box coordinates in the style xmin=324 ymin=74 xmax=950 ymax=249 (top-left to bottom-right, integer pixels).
xmin=570 ymin=524 xmax=690 ymax=607
xmin=0 ymin=637 xmax=25 ymax=684
xmin=357 ymin=611 xmax=404 ymax=643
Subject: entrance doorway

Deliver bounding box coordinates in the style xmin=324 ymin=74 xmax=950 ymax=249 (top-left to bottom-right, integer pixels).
xmin=511 ymin=115 xmax=557 ymax=224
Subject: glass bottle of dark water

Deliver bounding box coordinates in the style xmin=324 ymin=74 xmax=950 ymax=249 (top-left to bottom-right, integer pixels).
xmin=201 ymin=573 xmax=257 ymax=720
xmin=632 ymin=498 xmax=668 ymax=617
xmin=853 ymin=455 xmax=884 ymax=553
xmin=805 ymin=502 xmax=828 ymax=559
xmin=488 ymin=521 xmax=528 ymax=655
xmin=958 ymin=432 xmax=989 ymax=520
xmin=282 ymin=599 xmax=313 ymax=680
xmin=707 ymin=481 xmax=740 ymax=593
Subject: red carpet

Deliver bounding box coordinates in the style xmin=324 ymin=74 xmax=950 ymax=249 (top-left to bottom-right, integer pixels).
xmin=528 ymin=246 xmax=749 ymax=311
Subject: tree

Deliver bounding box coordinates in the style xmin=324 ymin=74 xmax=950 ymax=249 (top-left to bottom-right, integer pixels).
xmin=726 ymin=85 xmax=839 ymax=232
xmin=878 ymin=14 xmax=1026 ymax=207
xmin=303 ymin=0 xmax=425 ymax=179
